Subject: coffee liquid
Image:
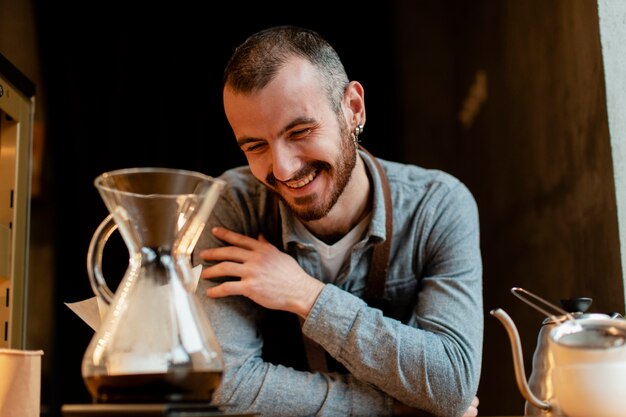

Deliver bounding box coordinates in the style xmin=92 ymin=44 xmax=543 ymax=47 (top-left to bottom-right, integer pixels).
xmin=84 ymin=371 xmax=222 ymax=403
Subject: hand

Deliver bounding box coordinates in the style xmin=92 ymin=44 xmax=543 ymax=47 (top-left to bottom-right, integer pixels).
xmin=198 ymin=226 xmax=325 ymax=318
xmin=392 ymin=396 xmax=479 ymax=417
xmin=463 ymin=396 xmax=479 ymax=417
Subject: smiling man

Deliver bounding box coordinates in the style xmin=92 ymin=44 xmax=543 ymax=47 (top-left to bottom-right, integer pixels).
xmin=193 ymin=26 xmax=483 ymax=417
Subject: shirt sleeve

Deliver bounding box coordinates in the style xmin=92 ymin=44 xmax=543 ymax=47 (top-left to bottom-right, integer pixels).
xmin=196 ymin=288 xmax=393 ymax=417
xmin=301 ymin=181 xmax=483 ymax=417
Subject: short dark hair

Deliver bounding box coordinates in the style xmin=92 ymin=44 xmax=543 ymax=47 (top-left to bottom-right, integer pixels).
xmin=223 ymin=25 xmax=349 ymax=114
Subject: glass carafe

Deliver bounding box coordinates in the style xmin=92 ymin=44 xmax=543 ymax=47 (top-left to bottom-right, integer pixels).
xmin=82 ymin=167 xmax=225 ymax=404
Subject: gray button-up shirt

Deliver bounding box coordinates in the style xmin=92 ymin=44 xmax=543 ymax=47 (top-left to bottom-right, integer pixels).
xmin=194 ymin=150 xmax=483 ymax=417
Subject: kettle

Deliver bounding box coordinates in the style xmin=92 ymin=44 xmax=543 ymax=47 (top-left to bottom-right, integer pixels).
xmin=491 ymin=287 xmax=626 ymax=417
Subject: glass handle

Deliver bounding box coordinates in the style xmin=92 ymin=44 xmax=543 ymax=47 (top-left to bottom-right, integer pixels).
xmin=86 ymin=214 xmax=117 ymax=304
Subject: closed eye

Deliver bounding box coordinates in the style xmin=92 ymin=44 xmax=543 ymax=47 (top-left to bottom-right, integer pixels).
xmin=289 ymin=127 xmax=312 ymax=140
xmin=245 ymin=142 xmax=267 ymax=152
xmin=238 ymin=139 xmax=267 ymax=153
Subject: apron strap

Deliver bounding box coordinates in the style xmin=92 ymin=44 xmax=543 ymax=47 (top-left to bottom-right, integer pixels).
xmin=266 ymin=146 xmax=393 ymax=373
xmin=359 ymin=145 xmax=393 ymax=311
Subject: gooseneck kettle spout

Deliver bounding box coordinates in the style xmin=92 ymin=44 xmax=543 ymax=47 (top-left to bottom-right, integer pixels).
xmin=490 ymin=308 xmax=551 ymax=411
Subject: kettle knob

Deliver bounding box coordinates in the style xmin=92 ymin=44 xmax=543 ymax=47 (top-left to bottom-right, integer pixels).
xmin=559 ymin=297 xmax=592 ymax=313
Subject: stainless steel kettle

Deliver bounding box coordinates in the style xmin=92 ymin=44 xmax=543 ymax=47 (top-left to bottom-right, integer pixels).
xmin=491 ymin=288 xmax=625 ymax=416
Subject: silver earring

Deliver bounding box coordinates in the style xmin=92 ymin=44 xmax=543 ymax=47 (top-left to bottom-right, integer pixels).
xmin=352 ymin=124 xmax=364 ymax=144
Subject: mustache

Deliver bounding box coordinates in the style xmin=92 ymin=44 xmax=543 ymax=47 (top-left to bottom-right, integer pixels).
xmin=266 ymin=160 xmax=331 ymax=187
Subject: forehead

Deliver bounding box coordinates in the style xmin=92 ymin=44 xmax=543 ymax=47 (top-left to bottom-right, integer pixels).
xmin=223 ymin=58 xmax=332 ymax=136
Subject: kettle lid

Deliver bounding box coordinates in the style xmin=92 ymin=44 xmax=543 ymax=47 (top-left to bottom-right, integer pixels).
xmin=543 ymin=312 xmax=612 ymax=325
xmin=560 ymin=297 xmax=593 ymax=313
xmin=552 ymin=319 xmax=626 ymax=349
xmin=542 ymin=297 xmax=611 ymax=325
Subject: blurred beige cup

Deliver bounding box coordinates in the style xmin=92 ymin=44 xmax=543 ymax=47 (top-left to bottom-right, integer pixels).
xmin=0 ymin=349 xmax=44 ymax=417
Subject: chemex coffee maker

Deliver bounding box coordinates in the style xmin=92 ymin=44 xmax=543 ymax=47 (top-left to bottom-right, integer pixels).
xmin=62 ymin=168 xmax=252 ymax=416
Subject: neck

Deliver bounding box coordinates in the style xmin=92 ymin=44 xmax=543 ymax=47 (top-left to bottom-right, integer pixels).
xmin=304 ymin=154 xmax=371 ymax=244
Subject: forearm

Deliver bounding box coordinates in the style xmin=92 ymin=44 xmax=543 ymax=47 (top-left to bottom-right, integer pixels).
xmin=217 ymin=362 xmax=392 ymax=417
xmin=199 ymin=282 xmax=392 ymax=417
xmin=302 ymin=284 xmax=482 ymax=417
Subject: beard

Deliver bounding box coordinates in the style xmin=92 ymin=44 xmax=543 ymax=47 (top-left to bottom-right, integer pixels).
xmin=266 ymin=118 xmax=357 ymax=221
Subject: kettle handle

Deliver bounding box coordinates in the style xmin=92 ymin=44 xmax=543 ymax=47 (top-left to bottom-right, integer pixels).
xmin=511 ymin=287 xmax=576 ymax=323
xmin=86 ymin=214 xmax=117 ymax=305
xmin=490 ymin=308 xmax=551 ymax=411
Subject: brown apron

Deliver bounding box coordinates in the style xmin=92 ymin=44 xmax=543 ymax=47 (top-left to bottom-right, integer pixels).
xmin=260 ymin=146 xmax=393 ymax=373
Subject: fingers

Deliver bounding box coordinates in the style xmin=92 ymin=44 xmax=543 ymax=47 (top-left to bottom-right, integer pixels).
xmin=199 ymin=228 xmax=274 ymax=263
xmin=210 ymin=226 xmax=259 ymax=249
xmin=199 ymin=245 xmax=252 ymax=263
xmin=462 ymin=396 xmax=479 ymax=417
xmin=462 ymin=408 xmax=477 ymax=417
xmin=206 ymin=280 xmax=243 ymax=298
xmin=201 ymin=260 xmax=247 ymax=280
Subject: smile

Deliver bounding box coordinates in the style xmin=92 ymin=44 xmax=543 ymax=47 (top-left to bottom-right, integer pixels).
xmin=285 ymin=170 xmax=317 ymax=189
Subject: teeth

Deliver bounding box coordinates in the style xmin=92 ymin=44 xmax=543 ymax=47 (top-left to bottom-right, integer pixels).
xmin=286 ymin=171 xmax=316 ymax=189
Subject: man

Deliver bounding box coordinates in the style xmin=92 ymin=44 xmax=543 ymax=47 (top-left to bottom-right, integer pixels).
xmin=194 ymin=25 xmax=482 ymax=417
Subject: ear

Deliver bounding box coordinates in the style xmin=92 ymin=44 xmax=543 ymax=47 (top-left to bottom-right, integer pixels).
xmin=343 ymin=81 xmax=366 ymax=128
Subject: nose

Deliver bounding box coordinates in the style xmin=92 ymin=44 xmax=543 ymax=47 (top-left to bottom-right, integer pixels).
xmin=271 ymin=142 xmax=301 ymax=182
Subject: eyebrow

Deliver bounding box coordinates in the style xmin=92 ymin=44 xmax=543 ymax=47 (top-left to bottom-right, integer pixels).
xmin=236 ymin=116 xmax=317 ymax=147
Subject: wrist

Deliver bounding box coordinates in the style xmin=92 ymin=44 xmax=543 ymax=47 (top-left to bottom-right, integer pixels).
xmin=294 ymin=278 xmax=324 ymax=319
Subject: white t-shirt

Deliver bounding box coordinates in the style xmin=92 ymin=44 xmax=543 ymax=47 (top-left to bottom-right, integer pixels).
xmin=292 ymin=213 xmax=372 ymax=282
